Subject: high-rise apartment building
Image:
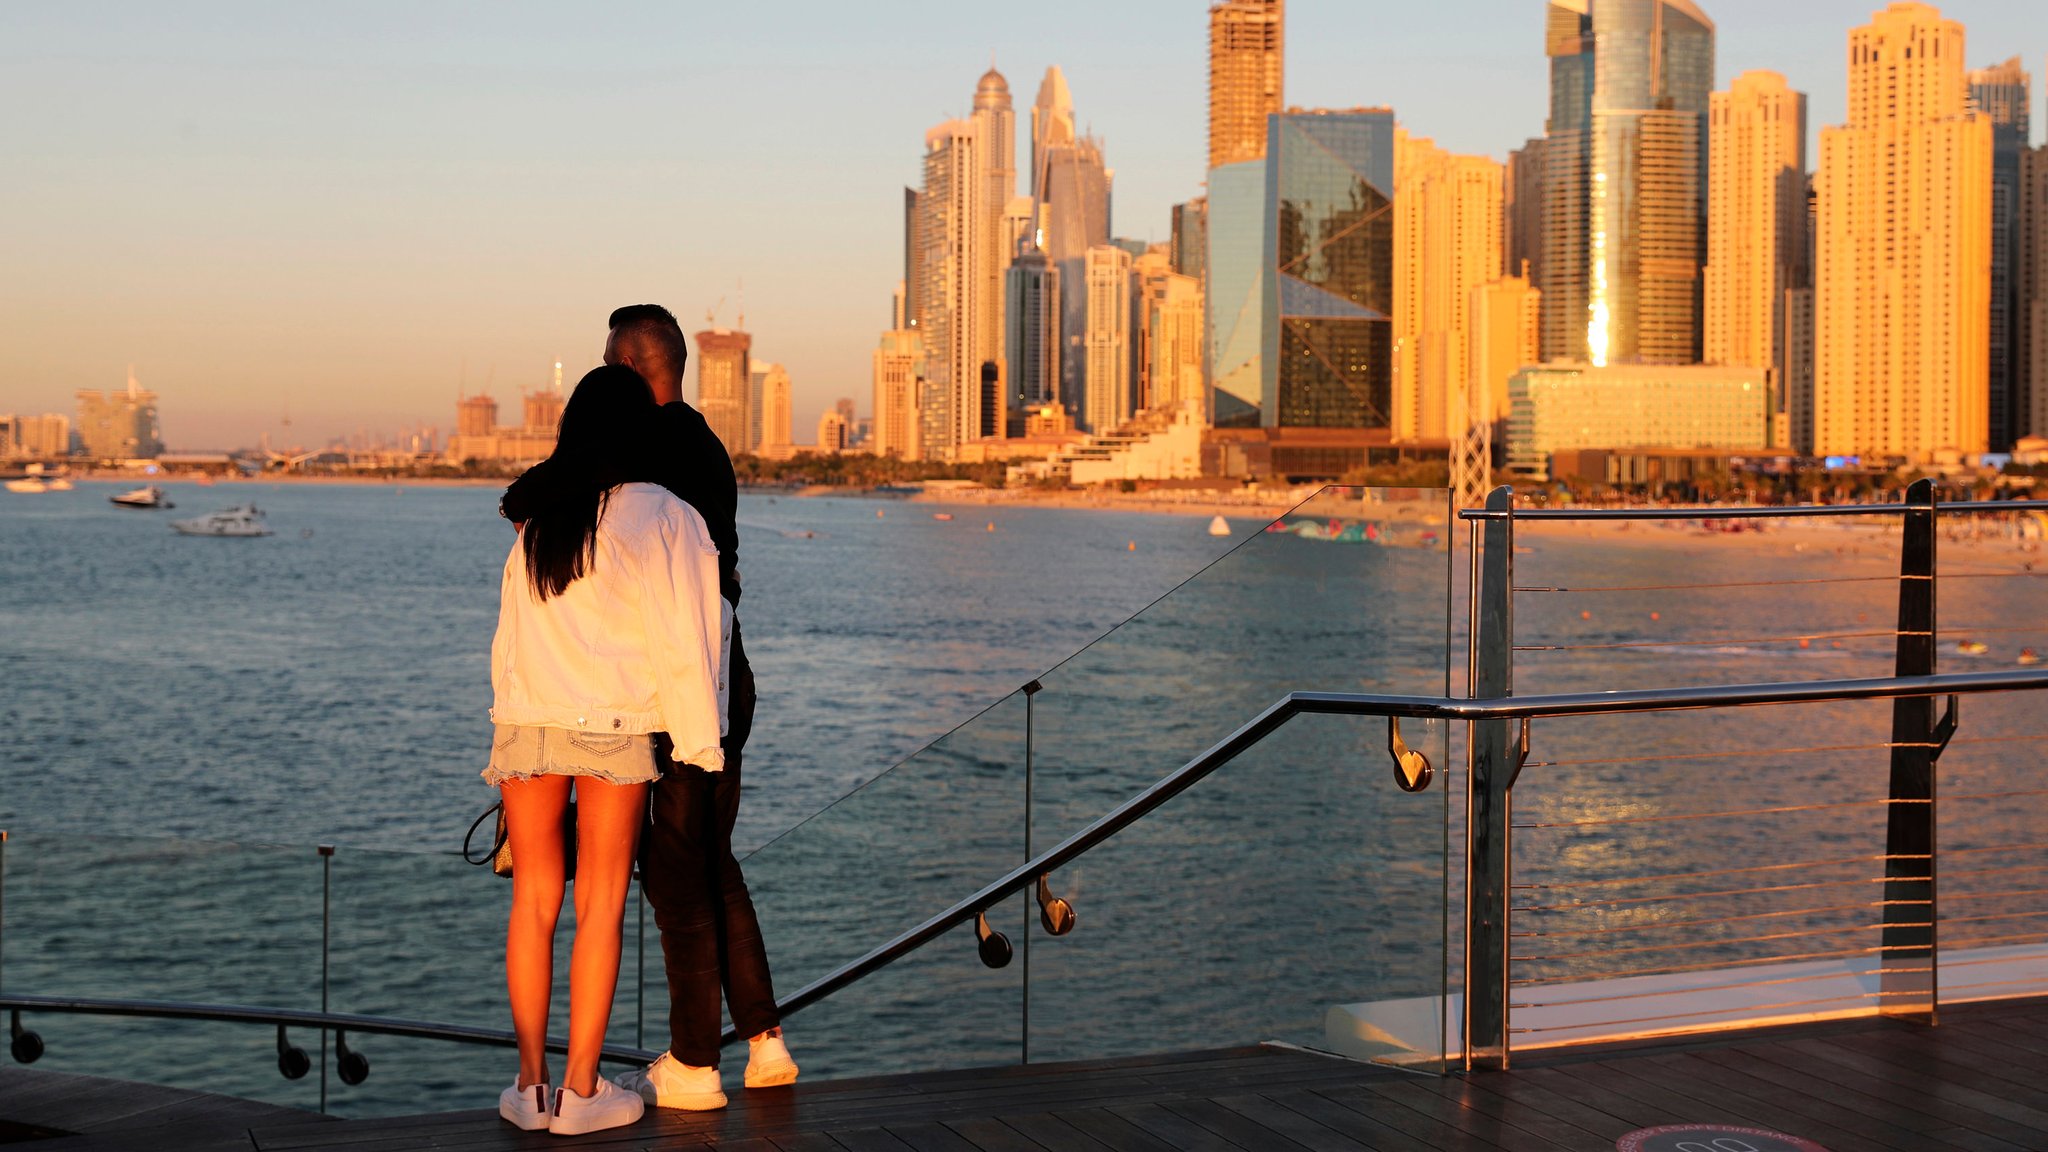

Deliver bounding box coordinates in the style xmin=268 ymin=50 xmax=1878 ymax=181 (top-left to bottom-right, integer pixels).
xmin=1042 ymin=136 xmax=1111 ymax=419
xmin=748 ymin=362 xmax=793 ymax=456
xmin=1006 ymin=248 xmax=1061 ymax=410
xmin=2023 ymin=142 xmax=2048 ymax=439
xmin=1261 ymin=108 xmax=1397 ymax=429
xmin=973 ymin=69 xmax=1017 ymax=411
xmin=695 ymin=328 xmax=752 ymax=453
xmin=1393 ymin=130 xmax=1504 ymax=443
xmin=1470 ymin=275 xmax=1544 ymax=430
xmin=1706 ymin=70 xmax=1808 ymax=448
xmin=1209 ymin=0 xmax=1284 ymax=170
xmin=1814 ymin=1 xmax=1991 ymax=460
xmin=1539 ymin=0 xmax=1594 ymax=362
xmin=0 ymin=413 xmax=71 ymax=459
xmin=902 ymin=188 xmax=924 ymax=333
xmin=1140 ymin=253 xmax=1206 ymax=418
xmin=1083 ymin=245 xmax=1135 ymax=433
xmin=1970 ymin=57 xmax=2032 ymax=449
xmin=1587 ymin=0 xmax=1715 ymax=367
xmin=872 ymin=329 xmax=924 ymax=460
xmin=916 ymin=118 xmax=986 ymax=459
xmin=1504 ymin=138 xmax=1546 ymax=284
xmin=816 ymin=410 xmax=849 ymax=454
xmin=75 ymin=375 xmax=163 ymax=460
xmin=1031 ymin=66 xmax=1076 ymax=200
xmin=1171 ymin=198 xmax=1208 ymax=281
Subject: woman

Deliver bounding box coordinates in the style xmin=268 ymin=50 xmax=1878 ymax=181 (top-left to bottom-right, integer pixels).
xmin=484 ymin=364 xmax=728 ymax=1136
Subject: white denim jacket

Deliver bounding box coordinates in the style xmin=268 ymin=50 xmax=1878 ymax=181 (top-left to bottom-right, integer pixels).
xmin=490 ymin=483 xmax=729 ymax=770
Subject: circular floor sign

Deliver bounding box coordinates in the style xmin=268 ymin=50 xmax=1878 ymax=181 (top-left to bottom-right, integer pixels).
xmin=1616 ymin=1125 xmax=1831 ymax=1152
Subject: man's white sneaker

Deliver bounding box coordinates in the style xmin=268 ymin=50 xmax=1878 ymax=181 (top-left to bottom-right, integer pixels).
xmin=548 ymin=1077 xmax=644 ymax=1136
xmin=745 ymin=1028 xmax=799 ymax=1088
xmin=615 ymin=1052 xmax=728 ymax=1111
xmin=497 ymin=1080 xmax=552 ymax=1131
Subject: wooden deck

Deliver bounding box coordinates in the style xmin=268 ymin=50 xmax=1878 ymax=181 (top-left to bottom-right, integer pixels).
xmin=6 ymin=997 xmax=2047 ymax=1151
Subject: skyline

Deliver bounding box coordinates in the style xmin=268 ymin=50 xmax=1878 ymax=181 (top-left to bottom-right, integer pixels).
xmin=4 ymin=1 xmax=2046 ymax=448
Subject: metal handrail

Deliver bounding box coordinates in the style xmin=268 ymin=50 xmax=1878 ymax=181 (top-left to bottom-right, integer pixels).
xmin=721 ymin=667 xmax=2048 ymax=1044
xmin=1459 ymin=498 xmax=2048 ymax=521
xmin=0 ymin=993 xmax=659 ymax=1065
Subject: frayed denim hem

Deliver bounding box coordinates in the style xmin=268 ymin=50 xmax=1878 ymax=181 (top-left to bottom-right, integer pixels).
xmin=482 ymin=763 xmax=659 ymax=788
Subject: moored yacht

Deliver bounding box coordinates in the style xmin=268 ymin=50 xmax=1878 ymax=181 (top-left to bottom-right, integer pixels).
xmin=111 ymin=485 xmax=175 ymax=509
xmin=171 ymin=504 xmax=272 ymax=537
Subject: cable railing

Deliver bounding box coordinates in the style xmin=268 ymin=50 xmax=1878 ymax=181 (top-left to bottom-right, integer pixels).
xmin=4 ymin=483 xmax=2046 ymax=1104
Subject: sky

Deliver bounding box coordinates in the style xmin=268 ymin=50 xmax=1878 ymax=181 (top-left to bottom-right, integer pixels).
xmin=2 ymin=1 xmax=2043 ymax=450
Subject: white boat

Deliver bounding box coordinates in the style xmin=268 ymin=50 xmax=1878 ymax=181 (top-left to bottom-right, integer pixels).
xmin=171 ymin=504 xmax=273 ymax=537
xmin=45 ymin=477 xmax=74 ymax=491
xmin=111 ymin=485 xmax=175 ymax=509
xmin=1208 ymin=515 xmax=1232 ymax=537
xmin=5 ymin=478 xmax=48 ymax=494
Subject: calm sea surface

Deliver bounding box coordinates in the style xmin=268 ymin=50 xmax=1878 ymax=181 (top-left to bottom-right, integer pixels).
xmin=1 ymin=480 xmax=2041 ymax=1116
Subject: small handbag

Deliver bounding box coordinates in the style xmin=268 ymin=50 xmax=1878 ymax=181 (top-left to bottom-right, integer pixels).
xmin=464 ymin=799 xmax=576 ymax=881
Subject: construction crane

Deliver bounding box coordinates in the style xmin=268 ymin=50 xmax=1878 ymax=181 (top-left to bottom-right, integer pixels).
xmin=704 ymin=296 xmax=725 ymax=327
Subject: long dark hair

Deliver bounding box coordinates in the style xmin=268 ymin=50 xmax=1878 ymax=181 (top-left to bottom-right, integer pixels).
xmin=505 ymin=365 xmax=658 ymax=600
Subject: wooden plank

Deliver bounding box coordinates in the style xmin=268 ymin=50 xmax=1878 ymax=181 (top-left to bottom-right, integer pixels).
xmin=823 ymin=1126 xmax=918 ymax=1152
xmin=938 ymin=1117 xmax=1046 ymax=1152
xmin=1665 ymin=1050 xmax=1977 ymax=1152
xmin=879 ymin=1121 xmax=983 ymax=1152
xmin=1353 ymin=1077 xmax=1579 ymax=1152
xmin=993 ymin=1112 xmax=1121 ymax=1152
xmin=1205 ymin=1093 xmax=1378 ymax=1152
xmin=1434 ymin=1070 xmax=1641 ymax=1144
xmin=1583 ymin=1056 xmax=1897 ymax=1152
xmin=1247 ymin=1088 xmax=1440 ymax=1152
xmin=1401 ymin=1074 xmax=1615 ymax=1152
xmin=1308 ymin=1085 xmax=1510 ymax=1152
xmin=1044 ymin=1108 xmax=1184 ymax=1152
xmin=1159 ymin=1097 xmax=1322 ymax=1152
xmin=1736 ymin=1039 xmax=2048 ymax=1151
xmin=1106 ymin=1102 xmax=1251 ymax=1152
xmin=1785 ymin=1033 xmax=2048 ymax=1140
xmin=769 ymin=1133 xmax=850 ymax=1152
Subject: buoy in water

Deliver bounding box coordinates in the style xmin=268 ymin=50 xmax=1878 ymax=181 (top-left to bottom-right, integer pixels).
xmin=877 ymin=509 xmax=885 ymax=518
xmin=1127 ymin=541 xmax=1136 ymax=551
xmin=1799 ymin=638 xmax=1811 ymax=649
xmin=1580 ymin=610 xmax=1592 ymax=621
xmin=1650 ymin=611 xmax=1661 ymax=621
xmin=986 ymin=522 xmax=995 ymax=532
xmin=1208 ymin=515 xmax=1231 ymax=537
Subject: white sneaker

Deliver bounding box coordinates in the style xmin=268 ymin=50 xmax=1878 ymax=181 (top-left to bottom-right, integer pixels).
xmin=497 ymin=1080 xmax=551 ymax=1131
xmin=745 ymin=1028 xmax=799 ymax=1088
xmin=548 ymin=1077 xmax=644 ymax=1136
xmin=615 ymin=1051 xmax=727 ymax=1111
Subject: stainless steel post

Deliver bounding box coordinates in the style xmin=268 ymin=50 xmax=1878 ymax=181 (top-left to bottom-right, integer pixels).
xmin=318 ymin=845 xmax=333 ymax=1112
xmin=1021 ymin=680 xmax=1039 ymax=1066
xmin=1465 ymin=487 xmax=1516 ymax=1070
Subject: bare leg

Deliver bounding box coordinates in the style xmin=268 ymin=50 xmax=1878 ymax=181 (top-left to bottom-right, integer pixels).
xmin=502 ymin=775 xmax=571 ymax=1090
xmin=562 ymin=777 xmax=648 ymax=1097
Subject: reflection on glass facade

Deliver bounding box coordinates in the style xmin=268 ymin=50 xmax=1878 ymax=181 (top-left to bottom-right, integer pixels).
xmin=1588 ymin=0 xmax=1714 ymax=367
xmin=1206 ymin=160 xmax=1267 ymax=427
xmin=1259 ymin=109 xmax=1395 ymax=428
xmin=1540 ymin=0 xmax=1594 ymax=362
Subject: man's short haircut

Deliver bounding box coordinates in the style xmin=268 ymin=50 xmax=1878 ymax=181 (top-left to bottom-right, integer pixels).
xmin=608 ymin=304 xmax=688 ymax=368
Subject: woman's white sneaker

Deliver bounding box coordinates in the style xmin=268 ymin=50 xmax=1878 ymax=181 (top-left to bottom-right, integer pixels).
xmin=548 ymin=1077 xmax=644 ymax=1135
xmin=497 ymin=1080 xmax=552 ymax=1131
xmin=615 ymin=1052 xmax=728 ymax=1110
xmin=745 ymin=1028 xmax=799 ymax=1088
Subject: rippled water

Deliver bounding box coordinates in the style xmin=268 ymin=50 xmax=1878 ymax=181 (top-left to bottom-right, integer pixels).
xmin=2 ymin=481 xmax=2042 ymax=1117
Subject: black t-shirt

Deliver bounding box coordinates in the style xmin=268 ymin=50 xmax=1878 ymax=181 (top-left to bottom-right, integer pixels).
xmin=650 ymin=401 xmax=742 ymax=607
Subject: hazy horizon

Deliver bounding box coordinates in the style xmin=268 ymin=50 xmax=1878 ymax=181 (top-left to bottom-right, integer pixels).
xmin=3 ymin=0 xmax=2043 ymax=449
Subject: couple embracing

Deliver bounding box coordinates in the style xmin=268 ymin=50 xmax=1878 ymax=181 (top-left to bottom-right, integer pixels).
xmin=482 ymin=305 xmax=796 ymax=1136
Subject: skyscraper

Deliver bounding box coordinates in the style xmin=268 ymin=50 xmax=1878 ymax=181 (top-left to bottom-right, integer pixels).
xmin=1208 ymin=0 xmax=1284 ymax=170
xmin=1504 ymin=138 xmax=1546 ymax=283
xmin=1970 ymin=57 xmax=2033 ymax=449
xmin=1539 ymin=0 xmax=1594 ymax=362
xmin=1587 ymin=0 xmax=1715 ymax=367
xmin=1206 ymin=158 xmax=1268 ymax=427
xmin=1393 ymin=130 xmax=1504 ymax=443
xmin=872 ymin=328 xmax=924 ymax=459
xmin=748 ymin=362 xmax=792 ymax=456
xmin=1006 ymin=247 xmax=1061 ymax=410
xmin=1814 ymin=1 xmax=1991 ymax=460
xmin=1042 ymin=135 xmax=1112 ymax=420
xmin=973 ymin=68 xmax=1017 ymax=409
xmin=1138 ymin=248 xmax=1205 ymax=418
xmin=1705 ymin=70 xmax=1808 ymax=447
xmin=1261 ymin=108 xmax=1397 ymax=429
xmin=695 ymin=328 xmax=751 ymax=453
xmin=2016 ymin=135 xmax=2047 ymax=439
xmin=916 ymin=118 xmax=986 ymax=458
xmin=1031 ymin=67 xmax=1076 ymax=200
xmin=1083 ymin=245 xmax=1135 ymax=433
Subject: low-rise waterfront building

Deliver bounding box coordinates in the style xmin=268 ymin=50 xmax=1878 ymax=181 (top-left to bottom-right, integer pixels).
xmin=0 ymin=413 xmax=72 ymax=459
xmin=1505 ymin=362 xmax=1770 ymax=478
xmin=75 ymin=377 xmax=163 ymax=461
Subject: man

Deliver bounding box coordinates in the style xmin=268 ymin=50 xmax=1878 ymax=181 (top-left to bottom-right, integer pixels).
xmin=602 ymin=304 xmax=797 ymax=1110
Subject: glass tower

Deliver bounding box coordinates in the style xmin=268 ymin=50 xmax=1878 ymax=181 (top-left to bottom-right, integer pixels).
xmin=1206 ymin=159 xmax=1268 ymax=427
xmin=1259 ymin=109 xmax=1396 ymax=429
xmin=1539 ymin=0 xmax=1593 ymax=362
xmin=1970 ymin=58 xmax=2033 ymax=450
xmin=1587 ymin=0 xmax=1715 ymax=367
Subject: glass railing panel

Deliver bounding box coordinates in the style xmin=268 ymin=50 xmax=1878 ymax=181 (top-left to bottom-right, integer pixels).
xmin=0 ymin=833 xmax=326 ymax=1110
xmin=733 ymin=690 xmax=1027 ymax=1078
xmin=1023 ymin=486 xmax=1457 ymax=1068
xmin=1935 ymin=518 xmax=2048 ymax=1007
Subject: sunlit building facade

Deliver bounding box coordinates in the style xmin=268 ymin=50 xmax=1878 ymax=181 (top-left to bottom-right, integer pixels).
xmin=695 ymin=328 xmax=751 ymax=454
xmin=916 ymin=118 xmax=986 ymax=459
xmin=1587 ymin=0 xmax=1715 ymax=367
xmin=75 ymin=381 xmax=163 ymax=461
xmin=1706 ymin=70 xmax=1808 ymax=448
xmin=1042 ymin=136 xmax=1111 ymax=420
xmin=1506 ymin=363 xmax=1769 ymax=476
xmin=1206 ymin=159 xmax=1267 ymax=427
xmin=1208 ymin=0 xmax=1284 ymax=171
xmin=0 ymin=414 xmax=71 ymax=459
xmin=1006 ymin=248 xmax=1061 ymax=411
xmin=748 ymin=362 xmax=792 ymax=456
xmin=1083 ymin=245 xmax=1135 ymax=434
xmin=2024 ymin=140 xmax=2048 ymax=439
xmin=1470 ymin=274 xmax=1543 ymax=434
xmin=1814 ymin=1 xmax=1991 ymax=460
xmin=1393 ymin=130 xmax=1503 ymax=442
xmin=1260 ymin=108 xmax=1396 ymax=429
xmin=872 ymin=329 xmax=924 ymax=460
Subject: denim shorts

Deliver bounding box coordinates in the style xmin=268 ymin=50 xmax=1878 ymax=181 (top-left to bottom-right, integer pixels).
xmin=483 ymin=724 xmax=660 ymax=787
